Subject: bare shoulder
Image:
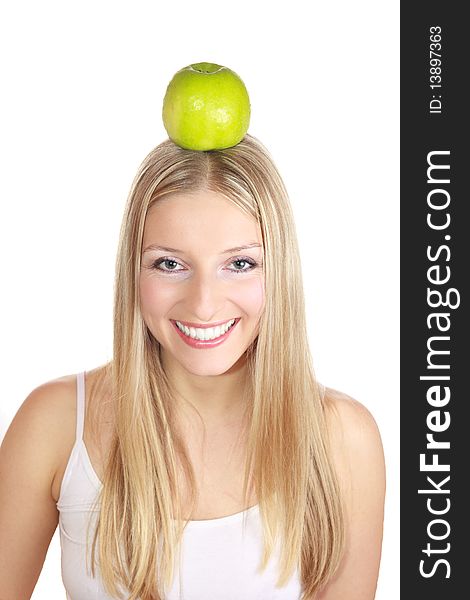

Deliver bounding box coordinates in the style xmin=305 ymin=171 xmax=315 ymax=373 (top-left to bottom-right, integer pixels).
xmin=316 ymin=386 xmax=386 ymax=600
xmin=323 ymin=386 xmax=378 ymax=429
xmin=16 ymin=366 xmax=108 ymax=430
xmin=8 ymin=374 xmax=77 ymax=448
xmin=322 ymin=386 xmax=385 ymax=500
xmin=3 ymin=374 xmax=77 ymax=479
xmin=26 ymin=372 xmax=77 ymax=405
xmin=2 ymin=367 xmax=107 ymax=499
xmin=323 ymin=387 xmax=384 ymax=463
xmin=0 ymin=373 xmax=81 ymax=597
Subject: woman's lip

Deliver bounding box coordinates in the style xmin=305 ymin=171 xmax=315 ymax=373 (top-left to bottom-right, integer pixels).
xmin=171 ymin=318 xmax=238 ymax=329
xmin=171 ymin=318 xmax=239 ymax=348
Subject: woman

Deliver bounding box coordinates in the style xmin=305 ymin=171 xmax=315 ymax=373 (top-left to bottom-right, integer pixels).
xmin=0 ymin=134 xmax=385 ymax=599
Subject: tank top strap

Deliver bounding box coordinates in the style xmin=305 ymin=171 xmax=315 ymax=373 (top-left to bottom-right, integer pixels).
xmin=75 ymin=371 xmax=86 ymax=442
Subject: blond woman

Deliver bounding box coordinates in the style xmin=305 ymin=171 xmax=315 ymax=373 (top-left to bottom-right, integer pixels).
xmin=0 ymin=135 xmax=385 ymax=599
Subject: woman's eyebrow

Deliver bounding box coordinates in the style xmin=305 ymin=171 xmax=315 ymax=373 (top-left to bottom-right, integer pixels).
xmin=142 ymin=243 xmax=262 ymax=254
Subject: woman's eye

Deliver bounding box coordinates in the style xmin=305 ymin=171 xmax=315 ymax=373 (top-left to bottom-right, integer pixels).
xmin=229 ymin=258 xmax=257 ymax=273
xmin=152 ymin=258 xmax=183 ymax=272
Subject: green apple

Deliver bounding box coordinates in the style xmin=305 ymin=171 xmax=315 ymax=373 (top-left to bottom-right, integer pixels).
xmin=162 ymin=62 xmax=251 ymax=151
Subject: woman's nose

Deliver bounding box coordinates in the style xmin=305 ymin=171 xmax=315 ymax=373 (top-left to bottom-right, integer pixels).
xmin=184 ymin=269 xmax=226 ymax=322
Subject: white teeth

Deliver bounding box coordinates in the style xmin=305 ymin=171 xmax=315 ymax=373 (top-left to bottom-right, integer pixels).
xmin=175 ymin=319 xmax=236 ymax=341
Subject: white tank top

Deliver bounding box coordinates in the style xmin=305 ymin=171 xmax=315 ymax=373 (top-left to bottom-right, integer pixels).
xmin=56 ymin=372 xmax=303 ymax=599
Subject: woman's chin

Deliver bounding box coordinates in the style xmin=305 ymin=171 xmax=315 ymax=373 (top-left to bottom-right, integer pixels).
xmin=182 ymin=355 xmax=247 ymax=378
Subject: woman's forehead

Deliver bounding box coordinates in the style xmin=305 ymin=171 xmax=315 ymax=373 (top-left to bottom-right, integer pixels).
xmin=143 ymin=191 xmax=262 ymax=249
xmin=146 ymin=189 xmax=244 ymax=218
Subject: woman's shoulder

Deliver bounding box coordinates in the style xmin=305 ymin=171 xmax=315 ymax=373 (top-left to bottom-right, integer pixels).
xmin=322 ymin=385 xmax=385 ymax=496
xmin=323 ymin=386 xmax=382 ymax=443
xmin=10 ymin=372 xmax=86 ymax=460
xmin=13 ymin=373 xmax=78 ymax=436
xmin=1 ymin=374 xmax=78 ymax=507
xmin=19 ymin=369 xmax=96 ymax=423
xmin=23 ymin=365 xmax=111 ymax=439
xmin=23 ymin=365 xmax=109 ymax=413
xmin=315 ymin=386 xmax=385 ymax=599
xmin=6 ymin=367 xmax=109 ymax=491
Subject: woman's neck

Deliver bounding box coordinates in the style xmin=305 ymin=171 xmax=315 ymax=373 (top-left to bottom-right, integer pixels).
xmin=162 ymin=352 xmax=251 ymax=429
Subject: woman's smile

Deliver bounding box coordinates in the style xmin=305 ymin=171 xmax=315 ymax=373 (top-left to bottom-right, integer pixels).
xmin=172 ymin=318 xmax=240 ymax=348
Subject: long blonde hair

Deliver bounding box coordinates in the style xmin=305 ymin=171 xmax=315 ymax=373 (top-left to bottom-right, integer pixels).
xmin=87 ymin=134 xmax=345 ymax=599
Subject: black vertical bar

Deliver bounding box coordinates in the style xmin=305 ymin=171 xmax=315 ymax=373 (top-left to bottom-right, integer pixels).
xmin=401 ymin=3 xmax=469 ymax=598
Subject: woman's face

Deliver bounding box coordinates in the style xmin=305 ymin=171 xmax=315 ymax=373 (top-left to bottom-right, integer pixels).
xmin=139 ymin=189 xmax=265 ymax=377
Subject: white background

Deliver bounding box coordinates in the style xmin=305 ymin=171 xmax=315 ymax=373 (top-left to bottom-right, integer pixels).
xmin=0 ymin=1 xmax=399 ymax=598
